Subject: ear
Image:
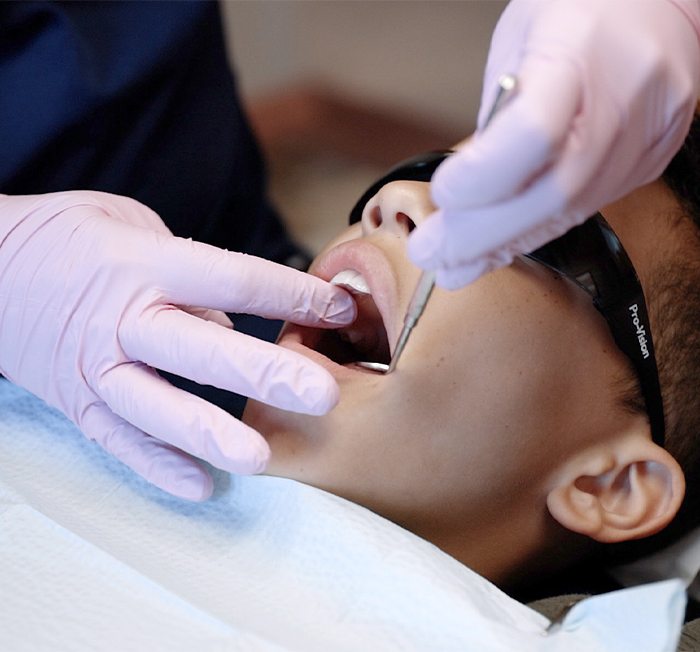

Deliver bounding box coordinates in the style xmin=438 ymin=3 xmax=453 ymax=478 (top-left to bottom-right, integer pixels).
xmin=546 ymin=434 xmax=685 ymax=544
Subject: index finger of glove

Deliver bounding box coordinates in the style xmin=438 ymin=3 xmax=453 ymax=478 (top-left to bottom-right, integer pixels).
xmin=431 ymin=56 xmax=581 ymax=211
xmin=153 ymin=236 xmax=356 ymax=327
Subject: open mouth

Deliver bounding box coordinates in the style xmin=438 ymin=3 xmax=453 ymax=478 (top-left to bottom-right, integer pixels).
xmin=280 ymin=267 xmax=392 ymax=375
xmin=314 ymin=269 xmax=391 ymax=367
xmin=278 ymin=238 xmax=401 ymax=378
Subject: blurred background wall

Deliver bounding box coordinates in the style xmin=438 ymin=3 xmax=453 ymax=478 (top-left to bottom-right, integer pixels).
xmin=220 ymin=1 xmax=508 ymax=253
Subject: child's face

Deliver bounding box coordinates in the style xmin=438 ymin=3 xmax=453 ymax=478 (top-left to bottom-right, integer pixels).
xmin=243 ymin=180 xmax=637 ymax=553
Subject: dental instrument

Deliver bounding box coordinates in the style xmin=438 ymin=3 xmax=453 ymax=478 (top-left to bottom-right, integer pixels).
xmin=356 ymin=74 xmax=517 ymax=374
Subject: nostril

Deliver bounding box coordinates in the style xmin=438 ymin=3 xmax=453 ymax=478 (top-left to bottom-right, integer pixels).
xmin=366 ymin=206 xmax=416 ymax=234
xmin=396 ymin=212 xmax=416 ymax=233
xmin=368 ymin=206 xmax=382 ymax=228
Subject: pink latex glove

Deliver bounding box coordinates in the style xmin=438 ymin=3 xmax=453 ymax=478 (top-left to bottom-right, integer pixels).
xmin=0 ymin=191 xmax=356 ymax=500
xmin=409 ymin=0 xmax=700 ymax=289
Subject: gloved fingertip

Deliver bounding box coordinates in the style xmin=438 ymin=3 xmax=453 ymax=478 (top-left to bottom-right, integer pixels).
xmin=430 ymin=153 xmax=472 ymax=207
xmin=304 ymin=375 xmax=340 ymax=415
xmin=168 ymin=468 xmax=214 ymax=502
xmin=231 ymin=434 xmax=271 ymax=475
xmin=260 ymin=355 xmax=340 ymax=416
xmin=322 ymin=287 xmax=357 ymax=325
xmin=288 ymin=365 xmax=340 ymax=415
xmin=435 ymin=270 xmax=468 ymax=291
xmin=407 ymin=221 xmax=441 ymax=268
xmin=251 ymin=435 xmax=272 ymax=474
xmin=435 ymin=263 xmax=487 ymax=291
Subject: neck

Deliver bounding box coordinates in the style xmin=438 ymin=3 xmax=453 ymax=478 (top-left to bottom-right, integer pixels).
xmin=414 ymin=502 xmax=593 ymax=593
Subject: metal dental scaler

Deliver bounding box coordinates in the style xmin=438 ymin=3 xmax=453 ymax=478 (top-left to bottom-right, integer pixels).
xmin=356 ymin=73 xmax=518 ymax=374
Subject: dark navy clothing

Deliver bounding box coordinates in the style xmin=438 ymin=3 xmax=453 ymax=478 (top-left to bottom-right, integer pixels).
xmin=0 ymin=0 xmax=299 ymax=264
xmin=0 ymin=1 xmax=302 ymax=417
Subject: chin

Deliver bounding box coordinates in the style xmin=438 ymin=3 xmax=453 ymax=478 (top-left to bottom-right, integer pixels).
xmin=243 ymin=397 xmax=318 ymax=478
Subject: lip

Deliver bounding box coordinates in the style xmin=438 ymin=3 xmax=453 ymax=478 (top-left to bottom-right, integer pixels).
xmin=311 ymin=238 xmax=400 ymax=346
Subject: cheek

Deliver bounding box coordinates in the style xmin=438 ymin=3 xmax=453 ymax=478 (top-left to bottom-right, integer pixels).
xmin=247 ymin=262 xmax=619 ymax=532
xmin=376 ymin=280 xmax=579 ymax=492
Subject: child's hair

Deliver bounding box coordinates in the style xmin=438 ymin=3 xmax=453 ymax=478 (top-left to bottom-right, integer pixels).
xmin=609 ymin=111 xmax=700 ymax=561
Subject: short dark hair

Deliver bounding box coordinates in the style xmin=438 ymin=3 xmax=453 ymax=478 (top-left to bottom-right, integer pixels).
xmin=609 ymin=111 xmax=700 ymax=561
xmin=654 ymin=111 xmax=700 ymax=539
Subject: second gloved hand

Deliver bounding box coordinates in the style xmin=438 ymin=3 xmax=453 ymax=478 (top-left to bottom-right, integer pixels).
xmin=409 ymin=0 xmax=700 ymax=289
xmin=0 ymin=191 xmax=356 ymax=500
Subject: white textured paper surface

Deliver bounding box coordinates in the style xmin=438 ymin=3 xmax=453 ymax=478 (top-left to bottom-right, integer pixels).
xmin=0 ymin=379 xmax=684 ymax=651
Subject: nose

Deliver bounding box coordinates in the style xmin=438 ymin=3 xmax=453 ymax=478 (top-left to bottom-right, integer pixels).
xmin=361 ymin=181 xmax=435 ymax=238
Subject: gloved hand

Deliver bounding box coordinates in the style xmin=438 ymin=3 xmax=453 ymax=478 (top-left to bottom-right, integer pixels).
xmin=0 ymin=191 xmax=356 ymax=500
xmin=409 ymin=0 xmax=700 ymax=289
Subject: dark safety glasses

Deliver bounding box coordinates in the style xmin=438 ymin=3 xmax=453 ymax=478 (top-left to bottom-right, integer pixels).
xmin=348 ymin=151 xmax=665 ymax=447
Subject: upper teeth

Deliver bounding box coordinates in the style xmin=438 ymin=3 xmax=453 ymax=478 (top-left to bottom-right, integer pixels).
xmin=330 ymin=269 xmax=371 ymax=295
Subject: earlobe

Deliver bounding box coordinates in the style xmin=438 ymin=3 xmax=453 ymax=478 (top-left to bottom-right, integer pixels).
xmin=546 ymin=438 xmax=685 ymax=544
